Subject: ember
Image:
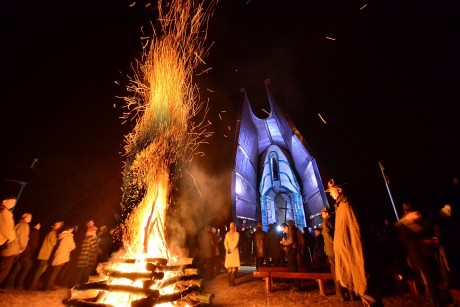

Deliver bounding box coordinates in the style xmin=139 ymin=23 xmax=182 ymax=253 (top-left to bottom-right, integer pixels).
xmin=64 ymin=0 xmax=215 ymax=305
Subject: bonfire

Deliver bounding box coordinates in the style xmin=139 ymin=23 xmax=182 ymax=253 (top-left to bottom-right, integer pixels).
xmin=65 ymin=0 xmax=216 ymax=305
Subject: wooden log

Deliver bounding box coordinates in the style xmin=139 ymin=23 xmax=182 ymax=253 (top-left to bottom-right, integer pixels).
xmin=157 ymin=274 xmax=201 ymax=288
xmin=74 ymin=282 xmax=160 ymax=297
xmin=103 ymin=269 xmax=164 ymax=281
xmin=186 ymin=291 xmax=215 ymax=304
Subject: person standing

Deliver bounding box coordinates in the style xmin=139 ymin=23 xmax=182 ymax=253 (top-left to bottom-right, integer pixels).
xmin=311 ymin=227 xmax=328 ymax=272
xmin=321 ymin=207 xmax=348 ymax=301
xmin=30 ymin=221 xmax=64 ymax=290
xmin=6 ymin=222 xmax=41 ymax=289
xmin=0 ymin=212 xmax=31 ymax=284
xmin=280 ymin=223 xmax=297 ymax=272
xmin=266 ymin=222 xmax=282 ymax=267
xmin=252 ymin=222 xmax=266 ymax=270
xmin=326 ymin=179 xmax=382 ymax=306
xmin=0 ymin=196 xmax=17 ymax=250
xmin=210 ymin=227 xmax=221 ymax=277
xmin=224 ymin=222 xmax=240 ymax=286
xmin=395 ymin=203 xmax=440 ymax=306
xmin=45 ymin=225 xmax=76 ymax=290
xmin=302 ymin=227 xmax=315 ymax=265
xmin=198 ymin=226 xmax=214 ymax=281
xmin=73 ymin=226 xmax=99 ymax=286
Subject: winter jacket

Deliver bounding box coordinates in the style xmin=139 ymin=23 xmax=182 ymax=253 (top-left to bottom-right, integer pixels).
xmin=252 ymin=228 xmax=266 ymax=258
xmin=322 ymin=214 xmax=335 ymax=257
xmin=0 ymin=207 xmax=15 ymax=246
xmin=22 ymin=228 xmax=40 ymax=258
xmin=51 ymin=230 xmax=76 ymax=266
xmin=77 ymin=233 xmax=99 ymax=268
xmin=1 ymin=220 xmax=29 ymax=257
xmin=37 ymin=230 xmax=59 ymax=260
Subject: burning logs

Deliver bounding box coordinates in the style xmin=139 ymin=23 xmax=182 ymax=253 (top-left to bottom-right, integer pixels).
xmin=64 ymin=257 xmax=213 ymax=306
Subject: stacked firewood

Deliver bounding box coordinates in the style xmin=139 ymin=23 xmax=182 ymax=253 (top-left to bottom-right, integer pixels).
xmin=63 ymin=258 xmax=214 ymax=307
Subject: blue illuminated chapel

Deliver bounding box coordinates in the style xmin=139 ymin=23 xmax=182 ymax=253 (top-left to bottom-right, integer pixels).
xmin=231 ymin=81 xmax=329 ymax=231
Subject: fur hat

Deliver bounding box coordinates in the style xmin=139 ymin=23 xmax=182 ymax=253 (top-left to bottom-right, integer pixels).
xmin=325 ymin=178 xmax=344 ymax=192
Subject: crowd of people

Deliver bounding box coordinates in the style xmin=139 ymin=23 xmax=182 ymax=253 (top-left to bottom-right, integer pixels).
xmin=0 ymin=197 xmax=116 ymax=291
xmin=1 ymin=174 xmax=459 ymax=307
xmin=194 ymin=176 xmax=459 ymax=307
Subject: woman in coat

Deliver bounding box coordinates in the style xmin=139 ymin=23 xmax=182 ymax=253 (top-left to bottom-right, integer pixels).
xmin=224 ymin=222 xmax=240 ymax=286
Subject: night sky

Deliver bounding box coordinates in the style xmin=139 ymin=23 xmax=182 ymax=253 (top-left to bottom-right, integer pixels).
xmin=1 ymin=0 xmax=459 ymax=228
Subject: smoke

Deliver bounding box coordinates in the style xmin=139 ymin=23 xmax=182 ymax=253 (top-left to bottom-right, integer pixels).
xmin=166 ymin=160 xmax=231 ymax=257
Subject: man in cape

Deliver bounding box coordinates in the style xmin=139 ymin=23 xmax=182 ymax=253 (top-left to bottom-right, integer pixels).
xmin=326 ymin=179 xmax=382 ymax=307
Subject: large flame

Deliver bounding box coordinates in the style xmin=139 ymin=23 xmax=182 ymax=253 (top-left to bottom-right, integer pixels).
xmin=120 ymin=0 xmax=215 ymax=260
xmin=96 ymin=0 xmax=215 ymax=305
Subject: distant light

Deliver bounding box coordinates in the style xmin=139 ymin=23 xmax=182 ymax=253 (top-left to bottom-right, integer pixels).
xmin=277 ymin=225 xmax=282 ymax=232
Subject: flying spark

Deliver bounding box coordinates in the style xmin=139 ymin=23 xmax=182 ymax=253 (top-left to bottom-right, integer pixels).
xmin=318 ymin=113 xmax=327 ymax=124
xmin=325 ymin=36 xmax=336 ymax=41
xmin=360 ymin=4 xmax=368 ymax=10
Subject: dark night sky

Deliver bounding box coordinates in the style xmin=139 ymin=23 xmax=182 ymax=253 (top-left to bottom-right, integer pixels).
xmin=1 ymin=0 xmax=459 ymax=228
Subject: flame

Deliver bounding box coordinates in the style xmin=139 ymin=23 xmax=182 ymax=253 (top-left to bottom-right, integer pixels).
xmin=120 ymin=0 xmax=215 ymax=260
xmin=94 ymin=0 xmax=216 ymax=306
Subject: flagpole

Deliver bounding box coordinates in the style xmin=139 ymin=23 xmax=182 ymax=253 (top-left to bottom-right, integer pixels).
xmin=378 ymin=161 xmax=399 ymax=221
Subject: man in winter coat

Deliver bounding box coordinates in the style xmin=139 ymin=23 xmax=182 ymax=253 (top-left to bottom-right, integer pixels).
xmin=252 ymin=223 xmax=266 ymax=270
xmin=6 ymin=222 xmax=41 ymax=289
xmin=0 ymin=212 xmax=31 ymax=283
xmin=266 ymin=222 xmax=283 ymax=267
xmin=280 ymin=223 xmax=298 ymax=272
xmin=45 ymin=225 xmax=76 ymax=290
xmin=73 ymin=226 xmax=99 ymax=286
xmin=198 ymin=226 xmax=214 ymax=280
xmin=321 ymin=207 xmax=347 ymax=300
xmin=0 ymin=196 xmax=16 ymax=248
xmin=30 ymin=221 xmax=64 ymax=290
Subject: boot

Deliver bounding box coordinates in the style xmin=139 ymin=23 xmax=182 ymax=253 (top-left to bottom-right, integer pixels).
xmin=228 ymin=271 xmax=233 ymax=287
xmin=231 ymin=270 xmax=238 ymax=286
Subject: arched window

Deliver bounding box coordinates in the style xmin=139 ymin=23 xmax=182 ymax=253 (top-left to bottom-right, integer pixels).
xmin=270 ymin=153 xmax=279 ymax=181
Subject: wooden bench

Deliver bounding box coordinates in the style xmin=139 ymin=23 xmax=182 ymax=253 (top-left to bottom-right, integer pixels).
xmin=253 ymin=267 xmax=333 ymax=296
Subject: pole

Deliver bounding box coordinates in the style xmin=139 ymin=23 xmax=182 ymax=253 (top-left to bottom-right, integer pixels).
xmin=378 ymin=161 xmax=399 ymax=221
xmin=15 ymin=158 xmax=39 ymax=207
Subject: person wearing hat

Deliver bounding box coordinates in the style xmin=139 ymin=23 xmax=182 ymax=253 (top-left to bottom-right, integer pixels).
xmin=252 ymin=222 xmax=266 ymax=271
xmin=325 ymin=179 xmax=382 ymax=306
